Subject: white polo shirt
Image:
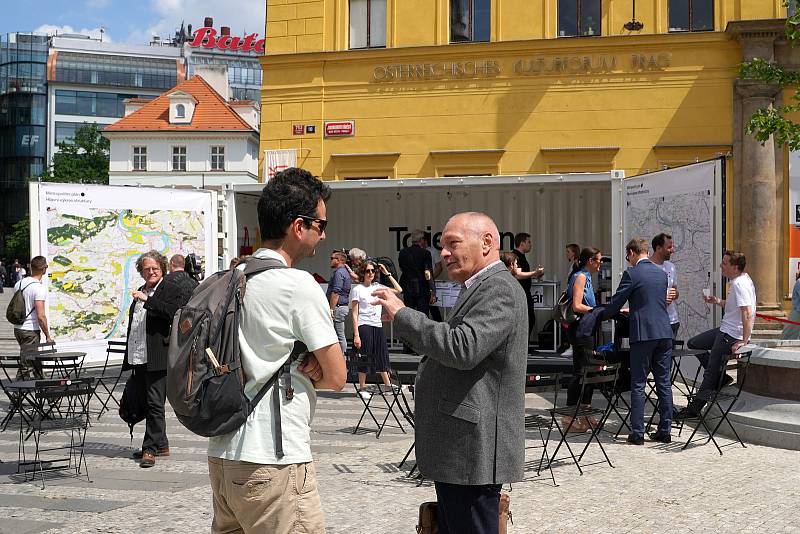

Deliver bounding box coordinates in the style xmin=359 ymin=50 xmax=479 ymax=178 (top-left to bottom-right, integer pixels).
xmin=207 ymin=248 xmax=338 ymax=465
xmin=720 ymin=273 xmax=756 ymax=341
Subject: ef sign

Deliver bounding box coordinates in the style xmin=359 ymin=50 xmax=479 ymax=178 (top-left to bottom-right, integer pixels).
xmin=188 ymin=28 xmax=265 ymax=54
xmin=324 ymin=121 xmax=355 ymax=137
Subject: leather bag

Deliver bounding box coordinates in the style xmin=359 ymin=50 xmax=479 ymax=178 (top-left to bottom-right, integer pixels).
xmin=416 ymin=494 xmax=512 ymax=534
xmin=555 ymin=290 xmax=578 ymax=325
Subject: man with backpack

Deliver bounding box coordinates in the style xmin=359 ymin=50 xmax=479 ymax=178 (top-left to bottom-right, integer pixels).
xmin=206 ymin=168 xmax=346 ymax=533
xmin=10 ymin=256 xmax=51 ymax=379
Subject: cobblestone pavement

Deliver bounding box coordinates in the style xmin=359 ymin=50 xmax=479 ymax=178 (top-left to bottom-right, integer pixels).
xmin=0 ymin=381 xmax=797 ymax=534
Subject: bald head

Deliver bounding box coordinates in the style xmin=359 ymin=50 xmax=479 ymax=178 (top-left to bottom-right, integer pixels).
xmin=440 ymin=212 xmax=501 ymax=283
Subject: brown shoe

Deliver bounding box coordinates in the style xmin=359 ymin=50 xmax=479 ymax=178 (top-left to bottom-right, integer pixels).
xmin=139 ymin=452 xmax=156 ymax=468
xmin=132 ymin=447 xmax=170 ymax=459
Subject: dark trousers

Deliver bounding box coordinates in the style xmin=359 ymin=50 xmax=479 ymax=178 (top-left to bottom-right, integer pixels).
xmin=566 ymin=337 xmax=595 ymax=406
xmin=404 ymin=292 xmax=430 ymax=316
xmin=525 ymin=294 xmax=536 ymax=336
xmin=687 ymin=328 xmax=737 ymax=404
xmin=139 ymin=367 xmax=168 ymax=453
xmin=629 ymin=339 xmax=673 ymax=436
xmin=671 ymin=322 xmax=680 ymax=338
xmin=434 ymin=481 xmax=501 ymax=534
xmin=429 ymin=305 xmax=442 ymax=322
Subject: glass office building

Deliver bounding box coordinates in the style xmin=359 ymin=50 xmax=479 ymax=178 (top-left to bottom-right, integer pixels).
xmin=0 ymin=32 xmax=49 ymax=235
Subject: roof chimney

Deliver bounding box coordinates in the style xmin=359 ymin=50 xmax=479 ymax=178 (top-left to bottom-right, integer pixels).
xmin=221 ymin=27 xmax=231 ymax=36
xmin=194 ymin=65 xmax=230 ymax=102
xmin=204 ymin=17 xmax=213 ymax=28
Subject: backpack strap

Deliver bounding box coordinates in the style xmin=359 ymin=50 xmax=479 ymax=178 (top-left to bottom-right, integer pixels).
xmin=17 ymin=280 xmax=41 ymax=322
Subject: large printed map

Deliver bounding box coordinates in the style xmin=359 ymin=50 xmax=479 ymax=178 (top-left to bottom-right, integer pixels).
xmin=624 ymin=161 xmax=720 ymax=343
xmin=626 ymin=191 xmax=714 ymax=342
xmin=46 ymin=208 xmax=206 ymax=341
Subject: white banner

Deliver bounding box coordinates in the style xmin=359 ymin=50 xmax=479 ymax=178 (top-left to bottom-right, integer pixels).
xmin=264 ymin=149 xmax=297 ymax=181
xmin=34 ymin=183 xmax=216 ymax=365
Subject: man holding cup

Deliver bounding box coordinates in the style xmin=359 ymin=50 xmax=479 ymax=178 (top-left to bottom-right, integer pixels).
xmin=675 ymin=250 xmax=755 ymax=420
xmin=650 ymin=233 xmax=680 ymax=337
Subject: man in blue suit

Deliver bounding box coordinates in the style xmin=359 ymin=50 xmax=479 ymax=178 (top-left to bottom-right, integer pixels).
xmin=605 ymin=238 xmax=674 ymax=445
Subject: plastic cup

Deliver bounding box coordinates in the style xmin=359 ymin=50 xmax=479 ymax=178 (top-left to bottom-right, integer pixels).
xmin=702 ymin=288 xmax=711 ymax=298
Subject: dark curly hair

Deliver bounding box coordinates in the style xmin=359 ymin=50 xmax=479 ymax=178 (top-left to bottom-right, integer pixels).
xmin=257 ymin=167 xmax=332 ymax=241
xmin=355 ymin=260 xmax=378 ymax=284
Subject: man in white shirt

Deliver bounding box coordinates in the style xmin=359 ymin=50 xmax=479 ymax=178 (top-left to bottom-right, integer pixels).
xmin=675 ymin=250 xmax=755 ymax=420
xmin=207 ymin=168 xmax=346 ymax=534
xmin=13 ymin=256 xmax=52 ymax=379
xmin=650 ymin=233 xmax=680 ymax=337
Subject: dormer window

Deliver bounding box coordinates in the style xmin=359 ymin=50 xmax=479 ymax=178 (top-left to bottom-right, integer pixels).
xmin=168 ymin=91 xmax=197 ymax=124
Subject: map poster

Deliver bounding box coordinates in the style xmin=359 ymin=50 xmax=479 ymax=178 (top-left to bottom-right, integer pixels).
xmin=623 ymin=159 xmax=723 ymax=347
xmin=32 ymin=183 xmax=216 ymax=365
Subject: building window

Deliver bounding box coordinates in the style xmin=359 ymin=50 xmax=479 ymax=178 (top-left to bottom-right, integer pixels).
xmin=558 ymin=0 xmax=601 ymax=37
xmin=211 ymin=146 xmax=225 ymax=171
xmin=175 ymin=104 xmax=186 ymax=119
xmin=172 ymin=146 xmax=187 ymax=172
xmin=349 ymin=0 xmax=387 ymax=49
xmin=450 ymin=0 xmax=491 ymax=43
xmin=133 ymin=146 xmax=147 ymax=171
xmin=668 ymin=0 xmax=714 ymax=32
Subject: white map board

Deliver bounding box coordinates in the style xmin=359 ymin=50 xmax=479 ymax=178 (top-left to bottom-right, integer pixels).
xmin=623 ymin=159 xmax=723 ymax=345
xmin=30 ymin=183 xmax=217 ymax=365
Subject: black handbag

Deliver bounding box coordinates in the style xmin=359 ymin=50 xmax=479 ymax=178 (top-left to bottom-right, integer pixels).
xmin=555 ymin=290 xmax=578 ymax=325
xmin=119 ymin=368 xmax=147 ymax=442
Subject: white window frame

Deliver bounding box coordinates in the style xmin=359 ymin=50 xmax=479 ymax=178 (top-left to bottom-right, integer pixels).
xmin=172 ymin=145 xmax=187 ymax=172
xmin=176 ymin=104 xmax=186 ymax=118
xmin=132 ymin=145 xmax=147 ymax=172
xmin=210 ymin=145 xmax=226 ymax=171
xmin=349 ymin=0 xmax=387 ymax=49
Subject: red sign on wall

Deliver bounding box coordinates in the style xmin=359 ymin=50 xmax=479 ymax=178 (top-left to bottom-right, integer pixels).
xmin=324 ymin=121 xmax=355 ymax=137
xmin=293 ymin=124 xmax=305 ymax=135
xmin=188 ymin=28 xmax=265 ymax=54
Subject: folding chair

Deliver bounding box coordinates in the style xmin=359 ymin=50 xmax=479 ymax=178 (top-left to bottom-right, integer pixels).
xmin=545 ymin=363 xmax=621 ymax=476
xmin=0 ymin=355 xmax=36 ymax=432
xmin=526 ymin=372 xmax=562 ymax=486
xmin=681 ymin=350 xmax=751 ymax=454
xmin=89 ymin=341 xmax=127 ymax=419
xmin=19 ymin=377 xmax=95 ymax=489
xmin=346 ymin=351 xmax=406 ymax=438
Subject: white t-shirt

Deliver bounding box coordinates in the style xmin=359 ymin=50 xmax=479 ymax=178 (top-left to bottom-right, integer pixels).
xmin=719 ymin=273 xmax=756 ymax=341
xmin=350 ymin=283 xmax=387 ymax=328
xmin=207 ymin=248 xmax=339 ymax=465
xmin=658 ymin=260 xmax=679 ymax=325
xmin=13 ymin=278 xmax=47 ymax=331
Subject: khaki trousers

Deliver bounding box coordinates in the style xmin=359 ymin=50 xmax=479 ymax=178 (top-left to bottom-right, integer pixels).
xmin=207 ymin=457 xmax=325 ymax=534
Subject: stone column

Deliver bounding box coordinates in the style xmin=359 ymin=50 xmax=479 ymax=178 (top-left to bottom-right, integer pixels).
xmin=736 ymin=80 xmax=781 ymax=308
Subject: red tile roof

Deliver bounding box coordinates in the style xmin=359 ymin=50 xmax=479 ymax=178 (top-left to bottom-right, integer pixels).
xmin=105 ymin=76 xmax=255 ymax=133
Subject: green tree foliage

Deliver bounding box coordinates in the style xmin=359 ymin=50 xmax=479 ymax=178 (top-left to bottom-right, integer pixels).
xmin=41 ymin=122 xmax=110 ymax=184
xmin=739 ymin=3 xmax=800 ymax=150
xmin=5 ymin=216 xmax=30 ymax=261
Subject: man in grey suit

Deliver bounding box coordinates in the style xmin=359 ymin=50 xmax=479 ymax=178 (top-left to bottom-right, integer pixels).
xmin=373 ymin=212 xmax=527 ymax=534
xmin=604 ymin=237 xmax=674 ymax=445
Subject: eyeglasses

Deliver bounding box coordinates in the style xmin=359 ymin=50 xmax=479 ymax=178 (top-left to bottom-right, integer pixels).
xmin=293 ymin=214 xmax=328 ymax=233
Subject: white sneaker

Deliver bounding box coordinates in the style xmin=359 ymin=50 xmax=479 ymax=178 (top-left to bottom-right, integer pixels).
xmin=562 ymin=348 xmax=573 ymax=356
xmin=358 ymin=390 xmax=371 ymax=399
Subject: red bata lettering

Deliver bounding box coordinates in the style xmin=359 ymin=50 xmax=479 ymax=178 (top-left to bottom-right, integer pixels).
xmin=188 ymin=28 xmax=266 ymax=54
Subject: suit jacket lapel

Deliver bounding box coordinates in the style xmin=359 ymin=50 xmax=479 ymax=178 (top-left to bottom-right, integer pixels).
xmin=448 ymin=263 xmax=504 ymax=319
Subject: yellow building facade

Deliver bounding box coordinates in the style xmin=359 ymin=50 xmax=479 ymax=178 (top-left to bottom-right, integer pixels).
xmin=261 ymin=0 xmax=793 ymax=310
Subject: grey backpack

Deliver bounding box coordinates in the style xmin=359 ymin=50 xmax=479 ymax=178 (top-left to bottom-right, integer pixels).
xmin=166 ymin=257 xmax=307 ymax=457
xmin=6 ymin=280 xmax=38 ymax=326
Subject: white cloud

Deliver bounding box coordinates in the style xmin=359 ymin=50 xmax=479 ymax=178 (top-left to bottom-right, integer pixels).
xmin=35 ymin=24 xmax=112 ymax=42
xmin=127 ymin=0 xmax=265 ymax=43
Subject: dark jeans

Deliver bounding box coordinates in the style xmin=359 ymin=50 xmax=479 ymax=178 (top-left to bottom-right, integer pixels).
xmin=629 ymin=339 xmax=673 ymax=436
xmin=566 ymin=334 xmax=594 ymax=406
xmin=14 ymin=328 xmax=44 ymax=380
xmin=434 ymin=481 xmax=501 ymax=534
xmin=137 ymin=366 xmax=169 ymax=453
xmin=687 ymin=328 xmax=738 ymax=403
xmin=525 ymin=294 xmax=536 ymax=336
xmin=404 ymin=292 xmax=430 ymax=316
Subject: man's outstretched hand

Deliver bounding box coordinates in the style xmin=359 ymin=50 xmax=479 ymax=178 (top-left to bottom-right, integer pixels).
xmin=372 ymin=288 xmax=405 ymax=320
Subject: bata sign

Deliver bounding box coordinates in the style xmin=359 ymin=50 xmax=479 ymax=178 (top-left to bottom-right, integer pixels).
xmin=188 ymin=28 xmax=265 ymax=54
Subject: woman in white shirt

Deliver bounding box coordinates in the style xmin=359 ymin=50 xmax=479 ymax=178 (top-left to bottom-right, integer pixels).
xmin=351 ymin=260 xmax=402 ymax=394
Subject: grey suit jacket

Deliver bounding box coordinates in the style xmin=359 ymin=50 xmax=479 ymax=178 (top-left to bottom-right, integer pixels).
xmin=394 ymin=262 xmax=528 ymax=485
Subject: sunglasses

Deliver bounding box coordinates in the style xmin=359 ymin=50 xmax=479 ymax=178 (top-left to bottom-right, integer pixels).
xmin=293 ymin=214 xmax=328 ymax=233
xmin=365 ymin=268 xmax=376 ymax=273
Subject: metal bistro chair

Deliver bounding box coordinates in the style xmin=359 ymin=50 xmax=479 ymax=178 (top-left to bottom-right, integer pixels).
xmin=526 ymin=372 xmax=562 ymax=487
xmin=681 ymin=350 xmax=752 ymax=455
xmin=346 ymin=350 xmax=406 ymax=438
xmin=19 ymin=377 xmax=95 ymax=489
xmin=0 ymin=355 xmax=36 ymax=432
xmin=89 ymin=340 xmax=127 ymax=419
xmin=546 ymin=363 xmax=621 ymax=476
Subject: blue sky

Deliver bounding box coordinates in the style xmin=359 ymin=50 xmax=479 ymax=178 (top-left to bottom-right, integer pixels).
xmin=1 ymin=0 xmax=266 ymax=44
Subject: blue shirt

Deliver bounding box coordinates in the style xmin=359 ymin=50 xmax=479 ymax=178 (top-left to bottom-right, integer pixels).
xmin=793 ymin=279 xmax=800 ymax=313
xmin=326 ymin=266 xmax=352 ymax=307
xmin=567 ymin=268 xmax=596 ymax=308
